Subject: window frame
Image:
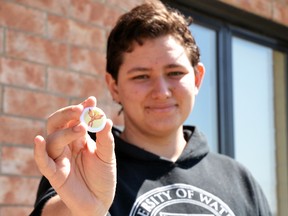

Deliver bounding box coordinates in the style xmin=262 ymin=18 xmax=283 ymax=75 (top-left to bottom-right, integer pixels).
xmin=162 ymin=0 xmax=288 ymax=156
xmin=162 ymin=0 xmax=288 ymax=215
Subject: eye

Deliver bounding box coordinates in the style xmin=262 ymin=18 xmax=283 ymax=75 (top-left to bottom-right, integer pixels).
xmin=131 ymin=74 xmax=149 ymax=80
xmin=168 ymin=71 xmax=186 ymax=77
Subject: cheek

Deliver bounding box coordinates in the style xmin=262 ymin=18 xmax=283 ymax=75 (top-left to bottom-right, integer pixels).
xmin=118 ymin=86 xmax=143 ymax=103
xmin=175 ymin=85 xmax=195 ymax=110
xmin=176 ymin=81 xmax=194 ymax=96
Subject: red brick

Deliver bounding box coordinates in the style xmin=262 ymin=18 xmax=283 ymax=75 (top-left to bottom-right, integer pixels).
xmin=106 ymin=0 xmax=143 ymax=11
xmin=70 ymin=0 xmax=95 ymax=22
xmin=78 ymin=76 xmax=108 ymax=102
xmin=47 ymin=15 xmax=69 ymax=41
xmin=6 ymin=30 xmax=68 ymax=68
xmin=47 ymin=68 xmax=107 ymax=98
xmin=0 ymin=86 xmax=3 ymax=111
xmin=250 ymin=0 xmax=273 ymax=18
xmin=47 ymin=68 xmax=79 ymax=96
xmin=101 ymin=101 xmax=124 ymax=126
xmin=47 ymin=15 xmax=105 ymax=50
xmin=0 ymin=57 xmax=46 ymax=89
xmin=272 ymin=2 xmax=288 ymax=26
xmin=90 ymin=3 xmax=123 ymax=28
xmin=218 ymin=0 xmax=288 ymax=27
xmin=70 ymin=0 xmax=123 ymax=28
xmin=0 ymin=28 xmax=3 ymax=53
xmin=70 ymin=46 xmax=106 ymax=75
xmin=1 ymin=146 xmax=40 ymax=176
xmin=15 ymin=0 xmax=70 ymax=16
xmin=219 ymin=0 xmax=245 ymax=7
xmin=69 ymin=20 xmax=105 ymax=50
xmin=0 ymin=176 xmax=39 ymax=205
xmin=270 ymin=0 xmax=288 ymax=4
xmin=0 ymin=1 xmax=45 ymax=34
xmin=219 ymin=0 xmax=272 ymax=19
xmin=0 ymin=116 xmax=44 ymax=145
xmin=0 ymin=207 xmax=33 ymax=216
xmin=3 ymin=87 xmax=69 ymax=119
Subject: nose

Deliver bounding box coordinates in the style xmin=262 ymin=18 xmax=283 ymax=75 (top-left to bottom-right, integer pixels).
xmin=151 ymin=77 xmax=172 ymax=100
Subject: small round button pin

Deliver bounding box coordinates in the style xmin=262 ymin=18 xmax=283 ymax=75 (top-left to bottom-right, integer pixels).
xmin=80 ymin=107 xmax=106 ymax=133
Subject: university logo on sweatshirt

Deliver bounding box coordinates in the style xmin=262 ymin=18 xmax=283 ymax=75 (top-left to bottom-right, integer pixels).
xmin=129 ymin=183 xmax=235 ymax=216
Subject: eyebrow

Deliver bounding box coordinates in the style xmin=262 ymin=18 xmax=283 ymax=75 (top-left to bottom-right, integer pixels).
xmin=164 ymin=63 xmax=184 ymax=69
xmin=127 ymin=67 xmax=151 ymax=74
xmin=127 ymin=64 xmax=184 ymax=74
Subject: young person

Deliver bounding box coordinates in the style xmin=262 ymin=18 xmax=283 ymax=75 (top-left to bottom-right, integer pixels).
xmin=30 ymin=1 xmax=271 ymax=215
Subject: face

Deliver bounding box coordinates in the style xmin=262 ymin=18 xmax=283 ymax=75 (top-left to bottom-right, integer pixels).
xmin=106 ymin=35 xmax=204 ymax=137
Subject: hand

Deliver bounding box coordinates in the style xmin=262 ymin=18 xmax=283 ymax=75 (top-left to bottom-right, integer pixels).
xmin=34 ymin=96 xmax=116 ymax=215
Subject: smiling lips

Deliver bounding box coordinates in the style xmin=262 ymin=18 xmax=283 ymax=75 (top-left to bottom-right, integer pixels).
xmin=146 ymin=104 xmax=178 ymax=113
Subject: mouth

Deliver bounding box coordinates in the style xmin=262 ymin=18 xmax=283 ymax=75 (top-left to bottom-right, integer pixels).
xmin=146 ymin=104 xmax=178 ymax=113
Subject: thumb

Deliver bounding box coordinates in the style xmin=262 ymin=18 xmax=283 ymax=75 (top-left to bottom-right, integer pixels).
xmin=94 ymin=119 xmax=115 ymax=163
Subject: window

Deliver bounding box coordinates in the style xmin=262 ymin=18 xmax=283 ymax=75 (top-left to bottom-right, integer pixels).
xmin=232 ymin=37 xmax=278 ymax=213
xmin=163 ymin=1 xmax=288 ymax=215
xmin=185 ymin=24 xmax=218 ymax=153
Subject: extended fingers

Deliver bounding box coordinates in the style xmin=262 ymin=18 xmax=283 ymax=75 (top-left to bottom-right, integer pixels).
xmin=82 ymin=96 xmax=97 ymax=107
xmin=46 ymin=123 xmax=87 ymax=160
xmin=47 ymin=96 xmax=97 ymax=134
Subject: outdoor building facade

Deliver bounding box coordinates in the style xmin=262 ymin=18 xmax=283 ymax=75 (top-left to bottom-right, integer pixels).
xmin=0 ymin=0 xmax=287 ymax=215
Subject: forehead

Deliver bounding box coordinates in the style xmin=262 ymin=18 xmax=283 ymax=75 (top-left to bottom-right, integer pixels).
xmin=121 ymin=35 xmax=191 ymax=68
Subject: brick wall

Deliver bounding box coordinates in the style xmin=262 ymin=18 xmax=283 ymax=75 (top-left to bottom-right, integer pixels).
xmin=0 ymin=0 xmax=287 ymax=215
xmin=219 ymin=0 xmax=288 ymax=26
xmin=0 ymin=0 xmax=143 ymax=215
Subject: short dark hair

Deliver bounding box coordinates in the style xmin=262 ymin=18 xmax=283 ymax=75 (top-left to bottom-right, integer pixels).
xmin=106 ymin=1 xmax=200 ymax=81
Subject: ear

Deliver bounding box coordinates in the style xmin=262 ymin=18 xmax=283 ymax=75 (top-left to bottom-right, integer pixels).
xmin=194 ymin=62 xmax=205 ymax=95
xmin=105 ymin=73 xmax=120 ymax=103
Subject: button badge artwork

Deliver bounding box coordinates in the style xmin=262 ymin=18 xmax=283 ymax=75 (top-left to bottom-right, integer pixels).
xmin=80 ymin=107 xmax=106 ymax=133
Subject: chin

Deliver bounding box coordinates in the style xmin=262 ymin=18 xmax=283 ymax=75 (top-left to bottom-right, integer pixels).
xmin=146 ymin=120 xmax=183 ymax=133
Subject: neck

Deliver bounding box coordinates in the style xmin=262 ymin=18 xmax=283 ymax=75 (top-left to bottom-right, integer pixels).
xmin=120 ymin=126 xmax=187 ymax=162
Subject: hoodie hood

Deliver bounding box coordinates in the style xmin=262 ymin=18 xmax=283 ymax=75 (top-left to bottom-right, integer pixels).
xmin=112 ymin=125 xmax=209 ymax=164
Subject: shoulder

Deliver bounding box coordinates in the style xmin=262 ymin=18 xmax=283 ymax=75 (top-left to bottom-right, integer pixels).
xmin=205 ymin=152 xmax=267 ymax=199
xmin=204 ymin=152 xmax=257 ymax=183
